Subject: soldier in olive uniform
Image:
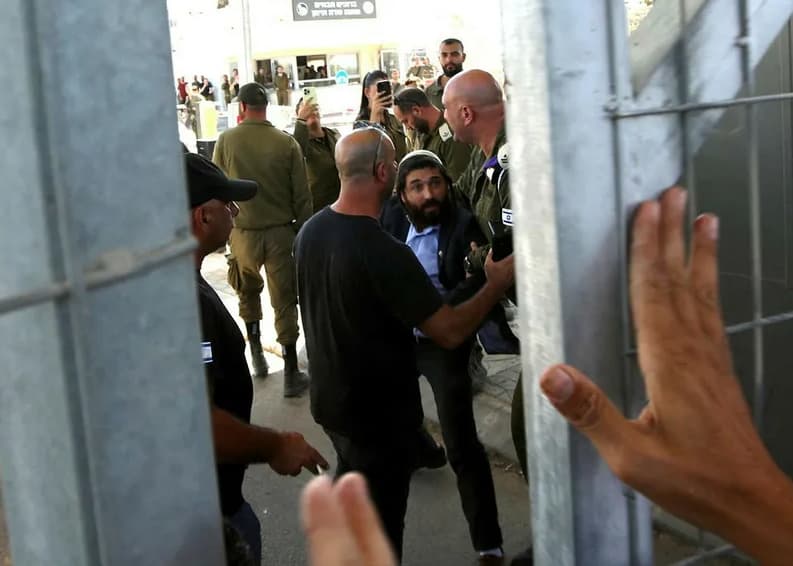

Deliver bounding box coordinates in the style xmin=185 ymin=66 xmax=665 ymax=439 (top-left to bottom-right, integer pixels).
xmin=274 ymin=65 xmax=290 ymax=106
xmin=213 ymin=82 xmax=313 ymax=398
xmin=354 ymin=70 xmax=407 ymax=163
xmin=444 ymin=69 xmax=533 ymax=566
xmin=294 ymin=97 xmax=341 ymax=213
xmin=392 ymin=88 xmax=473 ymax=182
xmin=425 ymin=38 xmax=467 ymax=111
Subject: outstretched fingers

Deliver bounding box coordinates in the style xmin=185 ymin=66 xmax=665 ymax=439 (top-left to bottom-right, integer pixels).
xmin=540 ymin=364 xmax=645 ymax=482
xmin=301 ymin=475 xmax=360 ymax=566
xmin=689 ymin=214 xmax=727 ymax=341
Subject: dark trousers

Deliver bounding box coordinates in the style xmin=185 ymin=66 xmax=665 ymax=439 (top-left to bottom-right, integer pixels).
xmin=416 ymin=339 xmax=503 ymax=551
xmin=326 ymin=429 xmax=418 ymax=562
xmin=227 ymin=499 xmax=261 ymax=565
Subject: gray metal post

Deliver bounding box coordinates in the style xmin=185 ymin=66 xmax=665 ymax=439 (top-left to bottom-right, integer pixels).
xmin=0 ymin=1 xmax=225 ymax=565
xmin=501 ymin=1 xmax=653 ymax=564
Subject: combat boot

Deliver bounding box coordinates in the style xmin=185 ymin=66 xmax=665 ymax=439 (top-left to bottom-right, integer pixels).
xmin=282 ymin=344 xmax=309 ymax=398
xmin=245 ymin=321 xmax=269 ymax=378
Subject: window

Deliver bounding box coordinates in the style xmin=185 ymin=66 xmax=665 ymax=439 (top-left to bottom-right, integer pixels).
xmin=327 ymin=53 xmax=359 ymax=79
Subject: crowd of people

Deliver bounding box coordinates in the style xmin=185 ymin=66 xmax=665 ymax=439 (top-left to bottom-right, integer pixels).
xmin=179 ymin=36 xmax=793 ymax=566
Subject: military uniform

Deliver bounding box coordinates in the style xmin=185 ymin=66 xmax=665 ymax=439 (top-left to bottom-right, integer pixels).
xmin=454 ymin=126 xmax=527 ymax=478
xmin=415 ymin=115 xmax=473 ymax=183
xmin=425 ymin=76 xmax=446 ymax=110
xmin=293 ymin=120 xmax=341 ymax=213
xmin=213 ymin=119 xmax=312 ymax=346
xmin=274 ymin=73 xmax=290 ymax=106
xmin=454 ymin=126 xmax=511 ymax=271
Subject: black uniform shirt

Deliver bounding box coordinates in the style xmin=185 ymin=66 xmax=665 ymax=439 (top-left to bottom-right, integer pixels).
xmin=197 ymin=273 xmax=253 ymax=516
xmin=294 ymin=208 xmax=443 ymax=440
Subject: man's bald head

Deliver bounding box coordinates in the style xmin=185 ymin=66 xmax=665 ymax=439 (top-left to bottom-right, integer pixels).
xmin=442 ymin=69 xmax=505 ymax=146
xmin=335 ymin=128 xmax=395 ymax=181
xmin=444 ymin=69 xmax=503 ymax=108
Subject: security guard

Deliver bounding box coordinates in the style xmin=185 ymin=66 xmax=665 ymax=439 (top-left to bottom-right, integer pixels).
xmin=294 ymin=97 xmax=341 ymax=213
xmin=213 ymin=82 xmax=312 ymax=398
xmin=425 ymin=38 xmax=467 ymax=110
xmin=392 ymin=88 xmax=473 ymax=182
xmin=444 ymin=69 xmax=532 ymax=566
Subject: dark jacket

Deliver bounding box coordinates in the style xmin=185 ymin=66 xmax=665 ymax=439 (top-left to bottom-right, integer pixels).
xmin=380 ymin=195 xmax=486 ymax=306
xmin=380 ymin=195 xmax=520 ymax=354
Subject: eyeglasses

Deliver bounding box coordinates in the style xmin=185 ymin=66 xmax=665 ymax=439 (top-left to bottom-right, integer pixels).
xmin=372 ymin=134 xmax=383 ymax=177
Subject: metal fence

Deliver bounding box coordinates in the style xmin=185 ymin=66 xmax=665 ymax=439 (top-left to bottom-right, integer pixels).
xmin=503 ymin=0 xmax=793 ymax=564
xmin=0 ymin=0 xmax=226 ymax=564
xmin=2 ymin=0 xmax=792 ymax=564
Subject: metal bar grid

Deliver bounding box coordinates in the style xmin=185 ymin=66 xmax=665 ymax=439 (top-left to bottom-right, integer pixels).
xmin=610 ymin=91 xmax=793 ymax=118
xmin=608 ymin=0 xmax=789 ymax=563
xmin=670 ymin=545 xmax=737 ymax=565
xmin=506 ymin=0 xmax=792 ymax=563
xmin=0 ymin=236 xmax=195 ymax=316
xmin=608 ymin=1 xmax=652 ymax=563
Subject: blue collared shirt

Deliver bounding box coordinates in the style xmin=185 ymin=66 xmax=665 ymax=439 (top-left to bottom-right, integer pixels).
xmin=406 ymin=223 xmax=444 ymax=337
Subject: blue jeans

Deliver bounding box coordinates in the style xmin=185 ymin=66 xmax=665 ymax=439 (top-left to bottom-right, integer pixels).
xmin=228 ymin=500 xmax=262 ymax=564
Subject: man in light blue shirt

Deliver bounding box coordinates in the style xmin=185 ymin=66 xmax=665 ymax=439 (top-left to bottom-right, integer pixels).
xmin=381 ymin=150 xmax=506 ymax=564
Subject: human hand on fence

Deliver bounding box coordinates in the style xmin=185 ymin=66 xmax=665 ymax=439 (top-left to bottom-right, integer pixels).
xmin=539 ymin=187 xmax=793 ymax=563
xmin=302 ymin=473 xmax=397 ymax=566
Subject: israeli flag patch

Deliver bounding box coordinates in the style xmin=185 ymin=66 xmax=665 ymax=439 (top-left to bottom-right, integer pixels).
xmin=502 ymin=208 xmax=514 ymax=227
xmin=202 ymin=342 xmax=214 ymax=364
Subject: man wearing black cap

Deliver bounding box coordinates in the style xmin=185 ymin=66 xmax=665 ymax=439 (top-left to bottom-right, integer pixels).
xmin=186 ymin=152 xmax=328 ymax=562
xmin=381 ymin=150 xmax=507 ymax=564
xmin=212 ymin=82 xmax=313 ymax=397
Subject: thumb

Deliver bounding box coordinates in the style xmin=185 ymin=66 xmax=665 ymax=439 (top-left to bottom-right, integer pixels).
xmin=540 ymin=364 xmax=636 ymax=469
xmin=301 ymin=476 xmax=359 ymax=566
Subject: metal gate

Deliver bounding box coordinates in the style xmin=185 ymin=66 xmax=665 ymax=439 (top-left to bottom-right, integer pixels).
xmin=502 ymin=0 xmax=793 ymax=563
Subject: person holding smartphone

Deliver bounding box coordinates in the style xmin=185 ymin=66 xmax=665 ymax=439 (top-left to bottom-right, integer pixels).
xmin=294 ymin=96 xmax=342 ymax=214
xmin=354 ymin=70 xmax=407 ymax=163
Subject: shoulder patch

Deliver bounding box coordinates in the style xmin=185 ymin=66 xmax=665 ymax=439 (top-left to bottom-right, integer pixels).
xmin=438 ymin=123 xmax=453 ymax=142
xmin=497 ymin=143 xmax=510 ymax=170
xmin=201 ymin=342 xmax=214 ymax=364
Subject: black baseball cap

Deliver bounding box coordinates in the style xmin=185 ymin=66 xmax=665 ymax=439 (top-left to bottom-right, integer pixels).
xmin=184 ymin=152 xmax=258 ymax=208
xmin=238 ymin=82 xmax=269 ymax=106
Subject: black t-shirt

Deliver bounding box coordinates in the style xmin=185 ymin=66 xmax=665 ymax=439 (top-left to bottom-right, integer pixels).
xmin=294 ymin=208 xmax=444 ymax=440
xmin=197 ymin=274 xmax=253 ymax=516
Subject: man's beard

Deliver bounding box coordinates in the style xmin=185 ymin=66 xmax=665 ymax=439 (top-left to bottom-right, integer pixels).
xmin=443 ymin=63 xmax=463 ymax=78
xmin=414 ymin=117 xmax=431 ymax=135
xmin=405 ymin=197 xmax=449 ymax=228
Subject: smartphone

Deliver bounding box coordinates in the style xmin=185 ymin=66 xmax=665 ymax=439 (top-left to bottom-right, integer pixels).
xmin=376 ymin=80 xmax=392 ymax=106
xmin=302 ymin=86 xmax=318 ymax=105
xmin=489 ymin=221 xmax=514 ymax=261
